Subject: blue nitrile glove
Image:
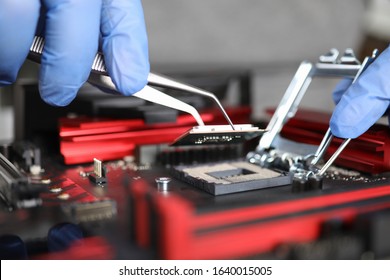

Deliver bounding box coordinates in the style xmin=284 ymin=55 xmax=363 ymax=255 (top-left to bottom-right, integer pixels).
xmin=0 ymin=0 xmax=149 ymax=106
xmin=330 ymin=46 xmax=390 ymax=139
xmin=331 ymin=78 xmax=353 ymax=105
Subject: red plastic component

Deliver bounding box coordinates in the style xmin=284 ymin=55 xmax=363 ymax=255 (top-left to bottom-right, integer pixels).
xmin=59 ymin=107 xmax=252 ymax=165
xmin=129 ymin=177 xmax=390 ymax=259
xmin=40 ymin=176 xmax=99 ymax=205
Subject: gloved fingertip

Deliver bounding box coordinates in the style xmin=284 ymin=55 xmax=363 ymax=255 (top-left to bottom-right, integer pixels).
xmin=0 ymin=72 xmax=19 ymax=86
xmin=330 ymin=116 xmax=361 ymax=139
xmin=332 ymin=78 xmax=353 ymax=105
xmin=0 ymin=79 xmax=14 ymax=87
xmin=39 ymin=83 xmax=79 ymax=107
xmin=114 ymin=70 xmax=149 ymax=96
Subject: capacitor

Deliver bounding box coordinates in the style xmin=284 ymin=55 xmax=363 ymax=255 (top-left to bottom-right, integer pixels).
xmin=0 ymin=235 xmax=28 ymax=259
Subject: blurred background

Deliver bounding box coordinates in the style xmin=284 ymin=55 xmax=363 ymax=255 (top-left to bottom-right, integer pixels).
xmin=1 ymin=0 xmax=389 ymax=142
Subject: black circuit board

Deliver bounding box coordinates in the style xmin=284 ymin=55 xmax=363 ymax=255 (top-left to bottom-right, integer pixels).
xmin=1 ymin=144 xmax=390 ymax=260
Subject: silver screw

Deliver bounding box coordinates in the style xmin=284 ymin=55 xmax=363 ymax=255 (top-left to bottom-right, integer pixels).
xmin=155 ymin=177 xmax=171 ymax=192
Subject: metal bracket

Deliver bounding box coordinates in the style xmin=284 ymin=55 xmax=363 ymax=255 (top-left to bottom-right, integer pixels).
xmin=248 ymin=48 xmax=377 ymax=171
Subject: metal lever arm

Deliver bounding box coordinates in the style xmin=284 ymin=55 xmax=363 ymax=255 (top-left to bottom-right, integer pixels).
xmin=307 ymin=49 xmax=378 ymax=175
xmin=257 ymin=61 xmax=313 ymax=150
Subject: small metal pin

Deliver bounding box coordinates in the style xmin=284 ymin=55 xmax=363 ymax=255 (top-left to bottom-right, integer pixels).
xmin=155 ymin=177 xmax=171 ymax=192
xmin=94 ymin=158 xmax=104 ymax=178
xmin=89 ymin=158 xmax=107 ymax=184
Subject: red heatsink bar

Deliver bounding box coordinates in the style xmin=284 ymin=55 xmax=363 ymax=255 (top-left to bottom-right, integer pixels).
xmin=59 ymin=107 xmax=252 ymax=164
xmin=266 ymin=108 xmax=390 ymax=174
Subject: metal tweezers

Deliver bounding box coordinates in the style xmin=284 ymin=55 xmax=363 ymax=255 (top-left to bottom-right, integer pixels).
xmin=28 ymin=36 xmax=236 ymax=129
xmin=310 ymin=128 xmax=351 ymax=176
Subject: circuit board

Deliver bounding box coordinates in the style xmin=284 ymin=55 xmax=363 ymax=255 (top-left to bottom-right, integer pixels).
xmin=1 ymin=140 xmax=390 ymax=260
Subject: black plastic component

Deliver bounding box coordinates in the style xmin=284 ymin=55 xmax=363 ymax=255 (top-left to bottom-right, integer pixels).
xmin=11 ymin=141 xmax=41 ymax=172
xmin=88 ymin=173 xmax=107 ymax=184
xmin=355 ymin=209 xmax=390 ymax=259
xmin=156 ymin=145 xmax=242 ymax=166
xmin=292 ymin=176 xmax=306 ymax=193
xmin=61 ymin=199 xmax=117 ymax=223
xmin=0 ymin=153 xmax=30 ymax=208
xmin=0 ymin=235 xmax=28 ymax=260
xmin=292 ymin=174 xmax=323 ymax=193
xmin=307 ymin=175 xmax=323 ymax=190
xmin=172 ymin=160 xmax=291 ymax=195
xmin=286 ymin=235 xmax=364 ymax=260
xmin=172 ymin=127 xmax=265 ymax=146
xmin=320 ymin=218 xmax=345 ymax=238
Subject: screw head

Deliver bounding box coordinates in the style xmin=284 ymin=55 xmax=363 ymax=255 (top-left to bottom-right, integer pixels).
xmin=155 ymin=177 xmax=171 ymax=192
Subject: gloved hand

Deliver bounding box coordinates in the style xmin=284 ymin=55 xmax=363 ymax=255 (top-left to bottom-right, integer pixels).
xmin=331 ymin=77 xmax=353 ymax=105
xmin=330 ymin=46 xmax=390 ymax=139
xmin=0 ymin=0 xmax=149 ymax=106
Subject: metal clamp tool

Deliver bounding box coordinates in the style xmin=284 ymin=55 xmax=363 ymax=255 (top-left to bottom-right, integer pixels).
xmin=289 ymin=49 xmax=378 ymax=191
xmin=28 ymin=36 xmax=265 ymax=146
xmin=291 ymin=129 xmax=352 ymax=192
xmin=248 ymin=47 xmax=378 ymax=170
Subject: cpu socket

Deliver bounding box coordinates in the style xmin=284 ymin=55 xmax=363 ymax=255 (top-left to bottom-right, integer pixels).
xmin=172 ymin=161 xmax=291 ymax=195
